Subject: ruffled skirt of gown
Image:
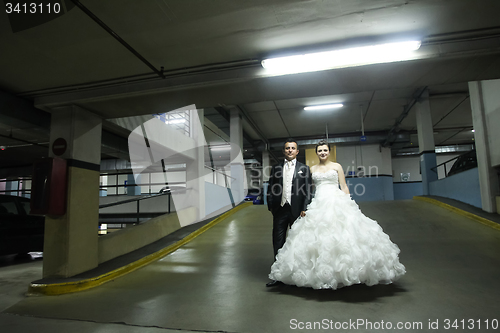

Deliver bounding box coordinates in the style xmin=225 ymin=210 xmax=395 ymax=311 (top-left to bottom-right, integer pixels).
xmin=269 ymin=174 xmax=406 ymax=290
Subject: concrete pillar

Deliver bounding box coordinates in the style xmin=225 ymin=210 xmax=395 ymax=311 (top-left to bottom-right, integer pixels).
xmin=43 ymin=105 xmax=102 ymax=278
xmin=416 ymin=89 xmax=437 ymax=195
xmin=262 ymin=150 xmax=270 ymax=182
xmin=184 ymin=109 xmax=205 ymax=224
xmin=262 ymin=150 xmax=270 ymax=205
xmin=230 ymin=108 xmax=245 ymax=203
xmin=468 ymin=80 xmax=500 ymax=213
xmin=126 ymin=174 xmax=141 ymax=195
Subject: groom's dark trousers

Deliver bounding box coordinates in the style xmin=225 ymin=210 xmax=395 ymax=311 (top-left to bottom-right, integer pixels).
xmin=267 ymin=160 xmax=312 ymax=257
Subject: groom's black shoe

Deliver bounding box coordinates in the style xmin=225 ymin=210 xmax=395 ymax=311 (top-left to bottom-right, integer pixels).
xmin=266 ymin=280 xmax=283 ymax=287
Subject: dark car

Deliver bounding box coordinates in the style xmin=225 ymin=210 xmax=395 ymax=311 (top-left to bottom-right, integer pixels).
xmin=448 ymin=150 xmax=477 ymax=177
xmin=252 ymin=195 xmax=264 ymax=205
xmin=0 ymin=195 xmax=45 ymax=255
xmin=245 ymin=188 xmax=264 ymax=205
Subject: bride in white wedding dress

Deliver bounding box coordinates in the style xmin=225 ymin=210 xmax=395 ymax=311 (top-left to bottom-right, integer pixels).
xmin=269 ymin=140 xmax=405 ymax=289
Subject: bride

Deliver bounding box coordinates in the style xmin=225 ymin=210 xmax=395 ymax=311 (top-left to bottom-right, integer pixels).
xmin=268 ymin=140 xmax=406 ymax=289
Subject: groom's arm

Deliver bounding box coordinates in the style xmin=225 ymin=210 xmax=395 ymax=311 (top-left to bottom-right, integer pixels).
xmin=303 ymin=166 xmax=313 ymax=211
xmin=267 ymin=165 xmax=276 ymax=212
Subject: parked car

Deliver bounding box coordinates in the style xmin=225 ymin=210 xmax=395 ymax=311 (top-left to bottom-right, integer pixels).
xmin=0 ymin=195 xmax=44 ymax=255
xmin=253 ymin=195 xmax=264 ymax=205
xmin=448 ymin=150 xmax=477 ymax=177
xmin=245 ymin=189 xmax=264 ymax=205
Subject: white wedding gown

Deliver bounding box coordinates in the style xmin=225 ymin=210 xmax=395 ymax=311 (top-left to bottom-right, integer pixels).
xmin=269 ymin=169 xmax=406 ymax=289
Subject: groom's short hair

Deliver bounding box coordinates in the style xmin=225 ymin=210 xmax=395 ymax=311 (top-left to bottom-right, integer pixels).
xmin=283 ymin=138 xmax=298 ymax=150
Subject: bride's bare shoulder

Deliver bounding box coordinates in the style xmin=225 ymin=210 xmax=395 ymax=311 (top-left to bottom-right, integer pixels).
xmin=330 ymin=162 xmax=344 ymax=171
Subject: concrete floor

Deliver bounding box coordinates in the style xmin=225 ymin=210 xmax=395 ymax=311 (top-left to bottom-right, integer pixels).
xmin=1 ymin=200 xmax=500 ymax=332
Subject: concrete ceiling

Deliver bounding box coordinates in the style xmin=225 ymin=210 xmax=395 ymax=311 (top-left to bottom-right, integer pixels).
xmin=1 ymin=0 xmax=500 ymax=170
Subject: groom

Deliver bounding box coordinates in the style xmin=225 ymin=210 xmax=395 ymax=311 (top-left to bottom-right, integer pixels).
xmin=266 ymin=138 xmax=312 ymax=286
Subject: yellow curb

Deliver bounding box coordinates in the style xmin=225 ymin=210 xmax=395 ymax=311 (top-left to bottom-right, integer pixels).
xmin=413 ymin=196 xmax=500 ymax=232
xmin=28 ymin=202 xmax=253 ymax=296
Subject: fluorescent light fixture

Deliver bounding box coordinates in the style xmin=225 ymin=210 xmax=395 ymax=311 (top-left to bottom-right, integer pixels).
xmin=166 ymin=119 xmax=186 ymax=124
xmin=304 ymin=104 xmax=343 ymax=111
xmin=210 ymin=145 xmax=231 ymax=151
xmin=262 ymin=40 xmax=421 ymax=75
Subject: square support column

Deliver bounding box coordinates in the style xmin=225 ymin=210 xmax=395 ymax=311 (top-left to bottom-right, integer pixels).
xmin=469 ymin=80 xmax=500 ymax=213
xmin=416 ymin=89 xmax=437 ymax=195
xmin=43 ymin=106 xmax=102 ymax=278
xmin=230 ymin=108 xmax=245 ymax=203
xmin=184 ymin=109 xmax=206 ymax=224
xmin=262 ymin=150 xmax=270 ymax=205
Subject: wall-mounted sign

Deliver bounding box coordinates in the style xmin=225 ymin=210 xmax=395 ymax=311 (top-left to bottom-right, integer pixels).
xmin=52 ymin=138 xmax=67 ymax=156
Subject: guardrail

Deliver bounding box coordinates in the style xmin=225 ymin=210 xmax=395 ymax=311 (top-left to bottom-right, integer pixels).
xmin=98 ymin=191 xmax=172 ymax=230
xmin=430 ymin=150 xmax=476 ymax=178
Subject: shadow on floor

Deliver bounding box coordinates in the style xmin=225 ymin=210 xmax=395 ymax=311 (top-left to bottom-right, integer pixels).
xmin=267 ymin=282 xmax=407 ymax=303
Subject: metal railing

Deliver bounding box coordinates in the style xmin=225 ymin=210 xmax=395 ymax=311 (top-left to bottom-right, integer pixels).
xmin=430 ymin=150 xmax=476 ymax=178
xmin=204 ymin=165 xmax=235 ymax=188
xmin=98 ymin=191 xmax=172 ymax=229
xmin=0 ymin=178 xmax=31 ymax=197
xmin=99 ymin=171 xmax=186 ymax=196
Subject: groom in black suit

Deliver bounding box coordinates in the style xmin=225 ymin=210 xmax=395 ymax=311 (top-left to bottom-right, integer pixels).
xmin=266 ymin=139 xmax=312 ymax=286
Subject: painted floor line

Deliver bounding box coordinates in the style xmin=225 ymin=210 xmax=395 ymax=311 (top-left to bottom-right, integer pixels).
xmin=413 ymin=196 xmax=500 ymax=232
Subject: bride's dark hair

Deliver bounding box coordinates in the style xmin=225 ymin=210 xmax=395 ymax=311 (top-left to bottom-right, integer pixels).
xmin=315 ymin=140 xmax=330 ymax=152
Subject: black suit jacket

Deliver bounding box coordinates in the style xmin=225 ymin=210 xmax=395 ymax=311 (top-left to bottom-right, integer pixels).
xmin=267 ymin=160 xmax=313 ymax=219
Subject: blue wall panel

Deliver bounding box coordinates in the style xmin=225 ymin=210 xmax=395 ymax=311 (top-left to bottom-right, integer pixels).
xmin=429 ymin=167 xmax=481 ymax=208
xmin=393 ymin=182 xmax=423 ymax=200
xmin=346 ymin=176 xmax=394 ymax=202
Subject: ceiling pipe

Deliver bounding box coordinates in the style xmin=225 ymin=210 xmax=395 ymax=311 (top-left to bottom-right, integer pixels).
xmin=423 ymin=26 xmax=500 ymax=45
xmin=393 ymin=144 xmax=475 ymax=156
xmin=382 ymin=86 xmax=428 ymax=147
xmin=69 ymin=0 xmax=165 ymax=79
xmin=236 ymin=105 xmax=280 ymax=163
xmin=262 ymin=131 xmax=411 ymax=150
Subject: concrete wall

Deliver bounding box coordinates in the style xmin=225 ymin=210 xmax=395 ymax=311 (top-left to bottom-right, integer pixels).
xmin=393 ymin=182 xmax=423 ymax=200
xmin=481 ymin=80 xmax=500 ymax=167
xmin=98 ymin=210 xmax=183 ymax=264
xmin=429 ymin=167 xmax=481 ymax=208
xmin=392 ymin=154 xmax=460 ymax=182
xmin=392 ymin=156 xmax=421 ymax=181
xmin=334 ymin=144 xmax=394 ymax=201
xmin=346 ymin=176 xmax=394 ymax=202
xmin=205 ymin=182 xmax=234 ymax=216
xmin=336 ymin=144 xmax=392 ymax=176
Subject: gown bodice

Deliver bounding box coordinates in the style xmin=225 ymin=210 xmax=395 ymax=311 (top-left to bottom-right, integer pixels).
xmin=312 ymin=169 xmax=339 ymax=188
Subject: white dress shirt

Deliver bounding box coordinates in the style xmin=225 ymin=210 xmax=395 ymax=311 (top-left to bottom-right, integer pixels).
xmin=281 ymin=158 xmax=296 ymax=206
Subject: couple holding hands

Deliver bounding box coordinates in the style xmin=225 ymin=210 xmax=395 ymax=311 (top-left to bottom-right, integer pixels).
xmin=266 ymin=139 xmax=405 ymax=289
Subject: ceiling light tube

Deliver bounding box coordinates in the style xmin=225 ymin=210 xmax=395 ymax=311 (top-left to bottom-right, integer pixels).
xmin=166 ymin=119 xmax=186 ymax=124
xmin=262 ymin=40 xmax=421 ymax=75
xmin=210 ymin=145 xmax=231 ymax=151
xmin=304 ymin=104 xmax=343 ymax=111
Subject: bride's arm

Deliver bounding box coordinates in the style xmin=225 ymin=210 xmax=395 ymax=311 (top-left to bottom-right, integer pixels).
xmin=336 ymin=164 xmax=350 ymax=195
